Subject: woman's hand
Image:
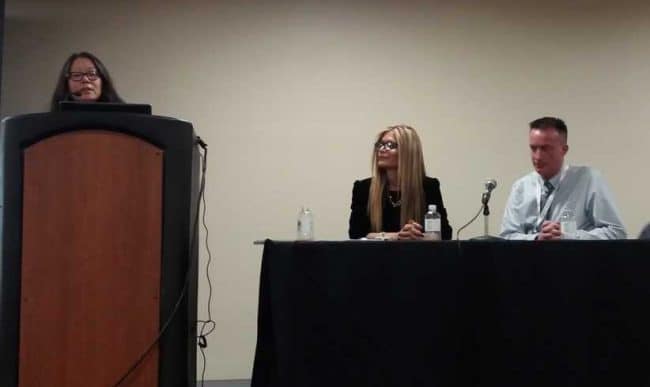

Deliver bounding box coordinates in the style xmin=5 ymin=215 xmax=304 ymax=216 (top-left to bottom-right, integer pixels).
xmin=366 ymin=232 xmax=399 ymax=240
xmin=397 ymin=220 xmax=424 ymax=240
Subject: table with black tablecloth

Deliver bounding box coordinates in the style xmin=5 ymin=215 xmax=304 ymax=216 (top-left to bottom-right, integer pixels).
xmin=251 ymin=240 xmax=650 ymax=387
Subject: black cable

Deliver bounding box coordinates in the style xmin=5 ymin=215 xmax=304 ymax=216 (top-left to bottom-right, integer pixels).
xmin=195 ymin=140 xmax=216 ymax=387
xmin=110 ymin=137 xmax=208 ymax=387
xmin=199 ymin=340 xmax=208 ymax=386
xmin=456 ymin=204 xmax=484 ymax=240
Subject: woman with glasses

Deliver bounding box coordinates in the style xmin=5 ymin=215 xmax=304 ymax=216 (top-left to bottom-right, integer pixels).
xmin=50 ymin=52 xmax=124 ymax=111
xmin=348 ymin=125 xmax=452 ymax=240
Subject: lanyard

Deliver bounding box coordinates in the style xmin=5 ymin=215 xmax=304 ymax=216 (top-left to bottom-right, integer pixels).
xmin=536 ymin=164 xmax=569 ymax=228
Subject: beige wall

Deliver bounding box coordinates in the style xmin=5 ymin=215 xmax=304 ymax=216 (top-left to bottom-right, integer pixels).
xmin=3 ymin=0 xmax=650 ymax=379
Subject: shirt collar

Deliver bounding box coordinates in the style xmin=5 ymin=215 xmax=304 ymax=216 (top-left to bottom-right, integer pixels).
xmin=537 ymin=164 xmax=567 ymax=187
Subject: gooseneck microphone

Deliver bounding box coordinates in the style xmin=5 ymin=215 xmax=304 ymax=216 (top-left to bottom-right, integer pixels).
xmin=485 ymin=179 xmax=497 ymax=192
xmin=457 ymin=179 xmax=502 ymax=240
xmin=481 ymin=179 xmax=497 ymax=205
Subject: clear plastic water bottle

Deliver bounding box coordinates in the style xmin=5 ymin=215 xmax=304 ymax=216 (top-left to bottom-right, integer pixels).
xmin=297 ymin=207 xmax=314 ymax=240
xmin=424 ymin=204 xmax=441 ymax=241
xmin=560 ymin=208 xmax=577 ymax=239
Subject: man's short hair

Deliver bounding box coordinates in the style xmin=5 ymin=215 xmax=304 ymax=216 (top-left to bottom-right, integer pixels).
xmin=529 ymin=117 xmax=568 ymax=141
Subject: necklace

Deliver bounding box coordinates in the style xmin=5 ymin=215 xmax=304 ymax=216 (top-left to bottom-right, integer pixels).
xmin=387 ymin=191 xmax=401 ymax=208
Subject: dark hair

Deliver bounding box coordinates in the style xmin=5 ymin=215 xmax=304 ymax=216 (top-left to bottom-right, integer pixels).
xmin=529 ymin=116 xmax=568 ymax=141
xmin=50 ymin=52 xmax=124 ymax=111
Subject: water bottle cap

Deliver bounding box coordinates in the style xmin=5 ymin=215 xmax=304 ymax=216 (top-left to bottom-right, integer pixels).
xmin=428 ymin=204 xmax=436 ymax=212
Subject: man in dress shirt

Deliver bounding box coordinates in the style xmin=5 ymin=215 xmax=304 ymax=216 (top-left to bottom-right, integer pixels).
xmin=500 ymin=117 xmax=626 ymax=240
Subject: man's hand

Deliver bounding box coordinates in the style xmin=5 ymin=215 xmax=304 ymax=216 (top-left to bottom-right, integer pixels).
xmin=538 ymin=221 xmax=562 ymax=240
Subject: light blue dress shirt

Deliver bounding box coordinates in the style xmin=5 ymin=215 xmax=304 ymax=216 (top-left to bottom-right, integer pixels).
xmin=500 ymin=165 xmax=627 ymax=240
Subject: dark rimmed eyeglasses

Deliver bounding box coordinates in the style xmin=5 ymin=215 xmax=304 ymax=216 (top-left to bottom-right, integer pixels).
xmin=374 ymin=141 xmax=398 ymax=151
xmin=67 ymin=71 xmax=99 ymax=81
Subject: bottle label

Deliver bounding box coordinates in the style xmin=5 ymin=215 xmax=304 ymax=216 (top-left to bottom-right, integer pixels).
xmin=297 ymin=214 xmax=314 ymax=240
xmin=561 ymin=220 xmax=577 ymax=238
xmin=425 ymin=219 xmax=441 ymax=232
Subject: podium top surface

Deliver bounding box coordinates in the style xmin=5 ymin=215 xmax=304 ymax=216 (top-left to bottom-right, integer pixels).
xmin=58 ymin=101 xmax=152 ymax=114
xmin=1 ymin=111 xmax=195 ymax=149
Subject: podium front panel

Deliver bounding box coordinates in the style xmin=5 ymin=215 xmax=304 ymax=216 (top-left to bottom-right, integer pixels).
xmin=20 ymin=130 xmax=162 ymax=386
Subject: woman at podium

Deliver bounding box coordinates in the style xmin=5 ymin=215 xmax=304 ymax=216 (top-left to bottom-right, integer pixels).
xmin=50 ymin=52 xmax=124 ymax=111
xmin=348 ymin=125 xmax=452 ymax=240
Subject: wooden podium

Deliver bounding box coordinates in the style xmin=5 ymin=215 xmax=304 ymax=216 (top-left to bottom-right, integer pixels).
xmin=0 ymin=112 xmax=200 ymax=386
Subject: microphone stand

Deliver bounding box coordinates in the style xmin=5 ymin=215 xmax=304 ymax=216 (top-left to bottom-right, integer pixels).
xmin=470 ymin=192 xmax=503 ymax=240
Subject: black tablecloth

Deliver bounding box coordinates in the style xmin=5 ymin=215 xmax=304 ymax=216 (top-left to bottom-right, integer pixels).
xmin=251 ymin=240 xmax=650 ymax=387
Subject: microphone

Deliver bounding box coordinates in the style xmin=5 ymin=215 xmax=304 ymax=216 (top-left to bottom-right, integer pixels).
xmin=68 ymin=91 xmax=83 ymax=101
xmin=456 ymin=179 xmax=498 ymax=240
xmin=481 ymin=179 xmax=497 ymax=205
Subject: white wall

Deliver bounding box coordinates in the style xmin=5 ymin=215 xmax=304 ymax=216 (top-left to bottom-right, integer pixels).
xmin=3 ymin=0 xmax=650 ymax=379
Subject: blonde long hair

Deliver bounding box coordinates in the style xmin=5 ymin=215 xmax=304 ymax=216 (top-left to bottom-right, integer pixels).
xmin=368 ymin=125 xmax=426 ymax=231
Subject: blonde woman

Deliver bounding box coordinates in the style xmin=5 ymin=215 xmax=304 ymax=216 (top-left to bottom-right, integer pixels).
xmin=348 ymin=125 xmax=452 ymax=240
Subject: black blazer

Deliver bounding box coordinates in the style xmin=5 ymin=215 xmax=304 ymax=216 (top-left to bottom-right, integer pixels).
xmin=348 ymin=176 xmax=452 ymax=240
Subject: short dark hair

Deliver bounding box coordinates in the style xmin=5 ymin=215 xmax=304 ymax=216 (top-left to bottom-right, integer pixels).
xmin=529 ymin=116 xmax=568 ymax=141
xmin=50 ymin=52 xmax=124 ymax=111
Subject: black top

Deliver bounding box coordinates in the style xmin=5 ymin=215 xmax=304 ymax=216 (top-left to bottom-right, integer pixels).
xmin=348 ymin=176 xmax=452 ymax=239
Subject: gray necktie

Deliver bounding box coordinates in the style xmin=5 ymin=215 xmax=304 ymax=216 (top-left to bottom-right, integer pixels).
xmin=540 ymin=180 xmax=554 ymax=214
